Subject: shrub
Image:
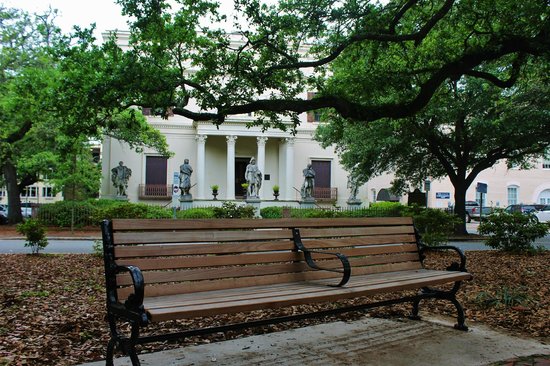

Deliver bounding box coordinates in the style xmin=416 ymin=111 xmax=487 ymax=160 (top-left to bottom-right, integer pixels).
xmin=213 ymin=201 xmax=255 ymax=218
xmin=16 ymin=219 xmax=48 ymax=254
xmin=260 ymin=206 xmax=282 ymax=218
xmin=92 ymin=202 xmax=172 ymax=222
xmin=37 ymin=200 xmax=97 ymax=227
xmin=478 ymin=210 xmax=548 ymax=254
xmin=403 ymin=206 xmax=461 ymax=246
xmin=177 ymin=207 xmax=216 ymax=219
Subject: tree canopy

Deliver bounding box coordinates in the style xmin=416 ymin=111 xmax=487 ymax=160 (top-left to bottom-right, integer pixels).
xmin=316 ymin=62 xmax=550 ymax=233
xmin=109 ymin=0 xmax=549 ymax=128
xmin=0 ymin=6 xmax=171 ymax=223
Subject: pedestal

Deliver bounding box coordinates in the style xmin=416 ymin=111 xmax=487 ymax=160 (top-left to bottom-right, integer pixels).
xmin=347 ymin=199 xmax=362 ymax=209
xmin=245 ymin=197 xmax=261 ymax=218
xmin=179 ymin=195 xmax=193 ymax=210
xmin=300 ymin=197 xmax=316 ymax=209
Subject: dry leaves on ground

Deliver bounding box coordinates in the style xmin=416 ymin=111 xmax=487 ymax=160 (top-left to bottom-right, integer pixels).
xmin=0 ymin=251 xmax=548 ymax=366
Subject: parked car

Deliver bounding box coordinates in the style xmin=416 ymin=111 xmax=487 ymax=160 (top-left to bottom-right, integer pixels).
xmin=468 ymin=205 xmax=493 ymax=221
xmin=0 ymin=203 xmax=33 ymax=220
xmin=464 ymin=201 xmax=492 ymax=222
xmin=534 ymin=206 xmax=550 ymax=223
xmin=504 ymin=204 xmax=546 ymax=215
xmin=0 ymin=205 xmax=7 ymax=224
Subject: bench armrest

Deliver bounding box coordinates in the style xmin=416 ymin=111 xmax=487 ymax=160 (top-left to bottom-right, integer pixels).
xmin=419 ymin=244 xmax=467 ymax=272
xmin=292 ymin=228 xmax=351 ymax=287
xmin=114 ymin=265 xmax=145 ymax=310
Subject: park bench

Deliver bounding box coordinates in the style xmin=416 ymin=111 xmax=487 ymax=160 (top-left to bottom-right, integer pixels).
xmin=101 ymin=217 xmax=472 ymax=366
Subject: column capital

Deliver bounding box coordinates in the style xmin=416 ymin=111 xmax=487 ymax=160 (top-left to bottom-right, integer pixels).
xmin=226 ymin=135 xmax=238 ymax=144
xmin=284 ymin=137 xmax=296 ymax=146
xmin=257 ymin=136 xmax=268 ymax=146
xmin=195 ymin=134 xmax=208 ymax=143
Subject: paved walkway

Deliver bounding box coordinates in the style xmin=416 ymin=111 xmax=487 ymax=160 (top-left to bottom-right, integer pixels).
xmin=78 ymin=316 xmax=549 ymax=366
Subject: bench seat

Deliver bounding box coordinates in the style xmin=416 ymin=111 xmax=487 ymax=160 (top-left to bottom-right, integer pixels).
xmin=144 ymin=269 xmax=470 ymax=321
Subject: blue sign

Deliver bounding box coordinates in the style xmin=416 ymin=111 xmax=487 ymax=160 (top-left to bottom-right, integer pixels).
xmin=436 ymin=192 xmax=450 ymax=199
xmin=476 ymin=183 xmax=488 ymax=194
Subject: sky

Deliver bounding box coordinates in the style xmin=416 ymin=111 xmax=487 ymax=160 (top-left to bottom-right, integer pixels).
xmin=4 ymin=0 xmax=131 ymax=38
xmin=4 ymin=0 xmax=243 ymax=40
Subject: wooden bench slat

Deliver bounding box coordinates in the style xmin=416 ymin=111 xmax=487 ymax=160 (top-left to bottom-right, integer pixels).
xmin=301 ymin=234 xmax=417 ymax=249
xmin=114 ymin=229 xmax=293 ymax=245
xmin=112 ymin=217 xmax=414 ymax=231
xmin=114 ymin=240 xmax=296 ymax=258
xmin=115 ymin=249 xmax=420 ymax=271
xmin=299 ymin=226 xmax=415 ymax=238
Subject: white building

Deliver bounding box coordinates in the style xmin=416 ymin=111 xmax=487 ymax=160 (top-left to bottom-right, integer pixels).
xmin=98 ymin=31 xmax=550 ymax=210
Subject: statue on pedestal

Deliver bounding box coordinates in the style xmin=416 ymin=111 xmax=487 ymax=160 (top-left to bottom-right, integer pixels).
xmin=245 ymin=157 xmax=262 ymax=198
xmin=111 ymin=161 xmax=132 ymax=197
xmin=301 ymin=163 xmax=316 ymax=200
xmin=179 ymin=159 xmax=193 ymax=196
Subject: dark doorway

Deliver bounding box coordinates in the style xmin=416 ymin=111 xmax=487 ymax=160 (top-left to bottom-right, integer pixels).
xmin=311 ymin=160 xmax=332 ymax=200
xmin=235 ymin=157 xmax=250 ymax=198
xmin=145 ymin=156 xmax=168 ymax=196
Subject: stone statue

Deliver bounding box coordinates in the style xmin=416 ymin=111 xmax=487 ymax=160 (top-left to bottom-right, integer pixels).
xmin=301 ymin=163 xmax=316 ymax=199
xmin=111 ymin=161 xmax=132 ymax=197
xmin=245 ymin=157 xmax=262 ymax=198
xmin=347 ymin=175 xmax=359 ymax=201
xmin=179 ymin=158 xmax=193 ymax=196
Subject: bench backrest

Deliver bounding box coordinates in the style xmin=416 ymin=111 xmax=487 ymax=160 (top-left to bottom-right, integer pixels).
xmin=102 ymin=217 xmax=421 ymax=300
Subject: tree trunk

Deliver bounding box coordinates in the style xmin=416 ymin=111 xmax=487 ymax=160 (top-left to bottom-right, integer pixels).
xmin=2 ymin=162 xmax=24 ymax=224
xmin=453 ymin=183 xmax=468 ymax=235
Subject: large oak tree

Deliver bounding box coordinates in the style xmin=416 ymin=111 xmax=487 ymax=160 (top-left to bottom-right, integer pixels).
xmin=0 ymin=7 xmax=170 ymax=223
xmin=108 ymin=0 xmax=549 ymax=129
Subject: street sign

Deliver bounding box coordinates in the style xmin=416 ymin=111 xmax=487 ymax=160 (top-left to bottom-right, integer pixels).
xmin=172 ymin=171 xmax=181 ymax=208
xmin=476 ymin=182 xmax=488 ymax=194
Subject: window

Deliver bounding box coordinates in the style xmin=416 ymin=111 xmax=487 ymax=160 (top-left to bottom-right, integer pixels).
xmin=371 ymin=189 xmax=377 ymax=203
xmin=42 ymin=187 xmax=54 ymax=198
xmin=538 ymin=189 xmax=550 ymax=204
xmin=306 ymin=92 xmax=322 ymax=123
xmin=507 ymin=185 xmax=518 ymax=206
xmin=543 ymin=151 xmax=550 ymax=169
xmin=21 ymin=186 xmax=38 ymax=198
xmin=0 ymin=188 xmax=5 ymax=198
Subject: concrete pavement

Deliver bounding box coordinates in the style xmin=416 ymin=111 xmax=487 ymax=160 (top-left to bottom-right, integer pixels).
xmin=78 ymin=315 xmax=550 ymax=366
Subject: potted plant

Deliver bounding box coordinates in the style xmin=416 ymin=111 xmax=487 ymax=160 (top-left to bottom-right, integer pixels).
xmin=211 ymin=185 xmax=219 ymax=200
xmin=273 ymin=185 xmax=280 ymax=200
xmin=241 ymin=183 xmax=249 ymax=198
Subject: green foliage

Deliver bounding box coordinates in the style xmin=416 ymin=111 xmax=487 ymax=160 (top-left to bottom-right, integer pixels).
xmin=93 ymin=202 xmax=172 ymax=221
xmin=213 ymin=202 xmax=255 ymax=219
xmin=176 ymin=207 xmax=216 ymax=219
xmin=92 ymin=239 xmax=103 ymax=258
xmin=272 ymin=185 xmax=280 ymax=193
xmin=16 ymin=219 xmax=48 ymax=254
xmin=475 ymin=287 xmax=531 ymax=308
xmin=478 ymin=210 xmax=549 ymax=254
xmin=37 ymin=200 xmax=96 ymax=227
xmin=403 ymin=206 xmax=461 ymax=246
xmin=260 ymin=206 xmax=283 ymax=218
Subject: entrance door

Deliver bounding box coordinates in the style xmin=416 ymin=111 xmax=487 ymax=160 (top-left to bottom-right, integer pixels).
xmin=235 ymin=157 xmax=250 ymax=198
xmin=311 ymin=160 xmax=331 ymax=199
xmin=145 ymin=156 xmax=168 ymax=196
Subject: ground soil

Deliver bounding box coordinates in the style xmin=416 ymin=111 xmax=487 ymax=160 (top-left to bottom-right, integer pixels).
xmin=0 ymin=225 xmax=548 ymax=365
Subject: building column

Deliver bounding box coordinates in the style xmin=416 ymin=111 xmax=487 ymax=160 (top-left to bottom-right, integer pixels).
xmin=284 ymin=137 xmax=295 ymax=201
xmin=226 ymin=135 xmax=238 ymax=200
xmin=257 ymin=137 xmax=268 ymax=199
xmin=195 ymin=135 xmax=207 ymax=199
